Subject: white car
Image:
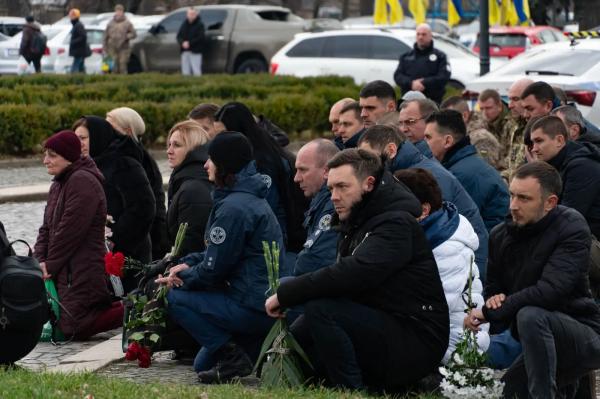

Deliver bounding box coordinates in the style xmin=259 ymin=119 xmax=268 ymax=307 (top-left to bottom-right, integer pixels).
xmin=0 ymin=26 xmax=62 ymax=75
xmin=271 ymin=28 xmax=501 ymax=89
xmin=464 ymin=39 xmax=600 ymax=125
xmin=42 ymin=26 xmax=105 ymax=74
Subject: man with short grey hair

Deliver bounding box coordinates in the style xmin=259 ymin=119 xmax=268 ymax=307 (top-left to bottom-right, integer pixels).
xmin=552 ymin=105 xmax=600 ymax=147
xmin=398 ymin=98 xmax=438 ymax=158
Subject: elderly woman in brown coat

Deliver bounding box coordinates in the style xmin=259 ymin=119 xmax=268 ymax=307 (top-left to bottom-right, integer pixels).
xmin=34 ymin=131 xmax=123 ymax=339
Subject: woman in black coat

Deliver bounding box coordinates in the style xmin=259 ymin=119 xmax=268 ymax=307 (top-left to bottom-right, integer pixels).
xmin=74 ymin=116 xmax=156 ymax=292
xmin=166 ymin=120 xmax=213 ymax=257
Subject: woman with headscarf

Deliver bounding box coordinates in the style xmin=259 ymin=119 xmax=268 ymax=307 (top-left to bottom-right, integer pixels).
xmin=73 ymin=116 xmax=156 ymax=292
xmin=166 ymin=120 xmax=213 ymax=257
xmin=214 ymin=102 xmax=308 ymax=253
xmin=34 ymin=131 xmax=123 ymax=339
xmin=106 ymin=107 xmax=170 ymax=260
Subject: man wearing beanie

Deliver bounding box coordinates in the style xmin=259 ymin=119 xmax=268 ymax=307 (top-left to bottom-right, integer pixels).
xmin=36 ymin=130 xmax=124 ymax=340
xmin=157 ymin=131 xmax=290 ymax=383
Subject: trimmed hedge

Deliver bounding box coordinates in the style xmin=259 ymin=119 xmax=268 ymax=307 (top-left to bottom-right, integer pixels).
xmin=0 ymin=73 xmax=361 ymax=154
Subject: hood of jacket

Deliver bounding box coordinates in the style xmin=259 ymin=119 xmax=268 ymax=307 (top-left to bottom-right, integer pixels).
xmin=87 ymin=115 xmax=143 ymax=163
xmin=168 ymin=145 xmax=210 ymax=199
xmin=55 ymin=155 xmax=104 ymax=185
xmin=548 ymin=140 xmax=600 ymax=172
xmin=442 ymin=136 xmax=477 ymax=168
xmin=213 ymin=161 xmax=268 ymax=201
xmin=24 ymin=22 xmax=41 ymax=32
xmin=420 ymin=201 xmax=460 ymax=250
xmin=390 ymin=140 xmax=426 ymax=170
xmin=335 ymin=170 xmax=422 ymax=232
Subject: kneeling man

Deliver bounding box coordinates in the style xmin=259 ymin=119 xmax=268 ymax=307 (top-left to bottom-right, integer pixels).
xmin=266 ymin=149 xmax=449 ymax=393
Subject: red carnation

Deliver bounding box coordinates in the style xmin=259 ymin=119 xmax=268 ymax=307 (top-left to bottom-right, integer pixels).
xmin=104 ymin=251 xmax=125 ymax=277
xmin=125 ymin=342 xmax=141 ymax=361
xmin=137 ymin=345 xmax=152 ymax=368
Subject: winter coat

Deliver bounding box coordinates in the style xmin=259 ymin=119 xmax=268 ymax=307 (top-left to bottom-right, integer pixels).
xmin=139 ymin=146 xmax=169 ymax=260
xmin=19 ymin=22 xmax=41 ymax=59
xmin=176 ymin=16 xmax=205 ymax=54
xmin=414 ymin=139 xmax=433 ymax=158
xmin=34 ymin=157 xmax=112 ymax=336
xmin=442 ymin=137 xmax=510 ymax=233
xmin=86 ymin=116 xmax=156 ymax=265
xmin=394 ymin=41 xmax=451 ymax=104
xmin=577 ymin=131 xmax=600 ymax=149
xmin=484 ymin=206 xmax=600 ymax=337
xmin=294 ymin=183 xmax=337 ymax=276
xmin=167 ymin=145 xmax=213 ymax=258
xmin=389 ymin=140 xmax=489 ymax=276
xmin=278 ymin=171 xmax=449 ymax=364
xmin=103 ymin=15 xmax=136 ymax=52
xmin=257 ymin=115 xmax=289 ymax=147
xmin=177 ymin=162 xmax=289 ymax=312
xmin=547 ymin=140 xmax=600 ymax=238
xmin=420 ymin=203 xmax=489 ymax=364
xmin=69 ymin=19 xmax=88 ymax=58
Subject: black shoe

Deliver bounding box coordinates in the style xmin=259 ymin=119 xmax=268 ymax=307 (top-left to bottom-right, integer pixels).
xmin=197 ymin=342 xmax=253 ymax=384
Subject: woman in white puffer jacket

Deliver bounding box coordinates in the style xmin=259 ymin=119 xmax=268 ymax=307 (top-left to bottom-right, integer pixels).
xmin=395 ymin=168 xmax=489 ymax=364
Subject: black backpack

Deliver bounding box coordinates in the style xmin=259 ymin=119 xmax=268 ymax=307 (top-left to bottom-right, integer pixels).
xmin=0 ymin=238 xmax=48 ymax=364
xmin=31 ymin=31 xmax=47 ymax=56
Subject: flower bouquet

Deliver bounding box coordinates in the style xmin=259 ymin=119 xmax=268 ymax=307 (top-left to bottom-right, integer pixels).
xmin=122 ymin=223 xmax=188 ymax=368
xmin=439 ymin=259 xmax=503 ymax=399
xmin=254 ymin=241 xmax=312 ymax=388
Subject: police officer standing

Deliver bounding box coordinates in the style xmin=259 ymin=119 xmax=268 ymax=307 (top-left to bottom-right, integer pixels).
xmin=394 ymin=24 xmax=450 ymax=104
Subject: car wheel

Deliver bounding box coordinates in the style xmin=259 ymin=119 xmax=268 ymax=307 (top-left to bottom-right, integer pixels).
xmin=128 ymin=55 xmax=142 ymax=74
xmin=235 ymin=58 xmax=267 ymax=74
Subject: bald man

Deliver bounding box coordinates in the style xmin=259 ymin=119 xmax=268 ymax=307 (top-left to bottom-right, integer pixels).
xmin=394 ymin=23 xmax=450 ymax=104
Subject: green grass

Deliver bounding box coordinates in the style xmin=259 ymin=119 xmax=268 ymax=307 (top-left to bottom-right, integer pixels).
xmin=0 ymin=367 xmax=442 ymax=399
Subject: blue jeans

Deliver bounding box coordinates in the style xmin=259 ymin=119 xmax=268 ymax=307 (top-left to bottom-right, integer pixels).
xmin=71 ymin=57 xmax=85 ymax=73
xmin=167 ymin=289 xmax=274 ymax=372
xmin=487 ymin=328 xmax=522 ymax=369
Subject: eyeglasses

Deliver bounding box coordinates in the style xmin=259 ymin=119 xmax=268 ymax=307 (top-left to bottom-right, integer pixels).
xmin=398 ymin=116 xmax=425 ymax=127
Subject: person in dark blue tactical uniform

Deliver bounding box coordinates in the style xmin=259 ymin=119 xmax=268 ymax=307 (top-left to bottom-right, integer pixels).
xmin=157 ymin=131 xmax=288 ymax=384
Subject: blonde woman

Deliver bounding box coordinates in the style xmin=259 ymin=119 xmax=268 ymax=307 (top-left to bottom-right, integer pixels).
xmin=106 ymin=107 xmax=169 ymax=260
xmin=166 ymin=120 xmax=213 ymax=257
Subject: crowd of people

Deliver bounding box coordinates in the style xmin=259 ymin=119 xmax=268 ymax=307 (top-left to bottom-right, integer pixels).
xmin=3 ymin=21 xmax=600 ymax=399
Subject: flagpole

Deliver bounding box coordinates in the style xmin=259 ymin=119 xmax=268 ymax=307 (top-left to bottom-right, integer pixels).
xmin=480 ymin=0 xmax=490 ymax=75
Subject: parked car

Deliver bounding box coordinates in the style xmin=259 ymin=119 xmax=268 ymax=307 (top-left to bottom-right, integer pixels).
xmin=42 ymin=26 xmax=105 ymax=74
xmin=270 ymin=28 xmax=502 ymax=89
xmin=0 ymin=16 xmax=25 ymax=36
xmin=464 ymin=39 xmax=600 ymax=125
xmin=0 ymin=26 xmax=62 ymax=75
xmin=341 ymin=16 xmax=453 ymax=37
xmin=473 ymin=26 xmax=566 ymax=59
xmin=129 ymin=5 xmax=305 ymax=74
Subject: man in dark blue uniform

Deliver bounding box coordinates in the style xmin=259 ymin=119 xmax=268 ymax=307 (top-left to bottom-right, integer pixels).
xmin=157 ymin=131 xmax=289 ymax=384
xmin=394 ymin=24 xmax=450 ymax=104
xmin=293 ymin=139 xmax=340 ymax=276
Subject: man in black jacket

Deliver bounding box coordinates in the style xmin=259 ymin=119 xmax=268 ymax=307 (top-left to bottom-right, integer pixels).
xmin=529 ymin=115 xmax=600 ymax=238
xmin=394 ymin=24 xmax=450 ymax=104
xmin=265 ymin=149 xmax=449 ymax=393
xmin=68 ymin=8 xmax=88 ymax=73
xmin=177 ymin=7 xmax=205 ymax=76
xmin=468 ymin=161 xmax=600 ymax=399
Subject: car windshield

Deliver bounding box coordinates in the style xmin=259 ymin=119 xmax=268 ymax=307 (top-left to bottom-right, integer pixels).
xmin=483 ymin=33 xmax=527 ymax=48
xmin=496 ymin=48 xmax=600 ymax=76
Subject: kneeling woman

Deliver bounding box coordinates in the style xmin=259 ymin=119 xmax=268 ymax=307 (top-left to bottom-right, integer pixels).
xmin=157 ymin=132 xmax=288 ymax=383
xmin=34 ymin=131 xmax=123 ymax=340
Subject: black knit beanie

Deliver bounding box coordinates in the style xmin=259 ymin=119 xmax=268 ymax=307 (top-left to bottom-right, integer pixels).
xmin=208 ymin=131 xmax=253 ymax=175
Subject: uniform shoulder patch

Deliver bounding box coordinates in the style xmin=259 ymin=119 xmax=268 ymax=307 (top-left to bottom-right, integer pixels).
xmin=209 ymin=226 xmax=227 ymax=245
xmin=318 ymin=214 xmax=332 ymax=231
xmin=261 ymin=174 xmax=272 ymax=189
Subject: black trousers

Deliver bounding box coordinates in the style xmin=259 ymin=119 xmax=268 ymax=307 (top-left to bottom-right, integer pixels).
xmin=290 ymin=298 xmax=446 ymax=393
xmin=25 ymin=55 xmax=41 ymax=73
xmin=502 ymin=306 xmax=600 ymax=399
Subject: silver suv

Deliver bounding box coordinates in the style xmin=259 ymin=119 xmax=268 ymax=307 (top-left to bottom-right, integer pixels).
xmin=129 ymin=5 xmax=304 ymax=74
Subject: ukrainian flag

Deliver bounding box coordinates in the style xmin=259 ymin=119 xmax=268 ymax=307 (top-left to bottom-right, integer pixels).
xmin=514 ymin=0 xmax=530 ymax=25
xmin=374 ymin=0 xmax=404 ymax=25
xmin=489 ymin=0 xmax=501 ymax=26
xmin=409 ymin=0 xmax=427 ymax=24
xmin=448 ymin=0 xmax=463 ymax=27
xmin=388 ymin=0 xmax=404 ymax=24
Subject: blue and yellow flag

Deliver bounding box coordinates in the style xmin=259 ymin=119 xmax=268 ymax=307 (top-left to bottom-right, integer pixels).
xmin=489 ymin=0 xmax=501 ymax=26
xmin=374 ymin=0 xmax=404 ymax=25
xmin=448 ymin=0 xmax=463 ymax=27
xmin=514 ymin=0 xmax=530 ymax=25
xmin=409 ymin=0 xmax=427 ymax=24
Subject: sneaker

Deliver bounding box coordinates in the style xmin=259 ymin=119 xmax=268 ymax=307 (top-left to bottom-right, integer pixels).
xmin=197 ymin=342 xmax=253 ymax=384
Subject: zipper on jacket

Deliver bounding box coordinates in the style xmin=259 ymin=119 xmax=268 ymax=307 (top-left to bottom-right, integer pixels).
xmin=351 ymin=232 xmax=371 ymax=256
